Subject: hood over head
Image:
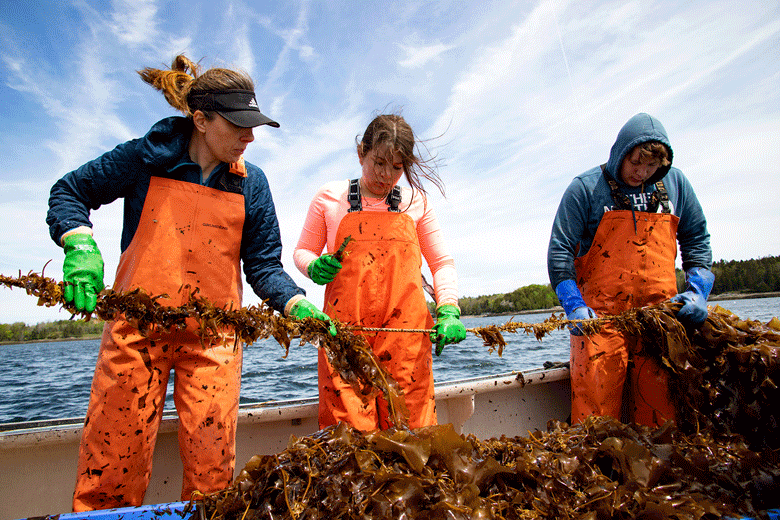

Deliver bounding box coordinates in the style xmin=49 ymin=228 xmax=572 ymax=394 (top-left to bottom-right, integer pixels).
xmin=605 ymin=113 xmax=673 ymax=185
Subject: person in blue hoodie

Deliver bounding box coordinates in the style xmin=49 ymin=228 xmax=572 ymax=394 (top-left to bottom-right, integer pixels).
xmin=547 ymin=113 xmax=713 ymax=428
xmin=46 ymin=55 xmax=334 ymax=511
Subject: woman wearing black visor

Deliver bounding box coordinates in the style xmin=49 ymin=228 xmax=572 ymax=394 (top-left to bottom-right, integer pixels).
xmin=47 ymin=54 xmax=334 ymax=511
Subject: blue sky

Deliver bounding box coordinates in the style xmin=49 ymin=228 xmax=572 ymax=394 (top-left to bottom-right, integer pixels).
xmin=1 ymin=0 xmax=778 ymax=325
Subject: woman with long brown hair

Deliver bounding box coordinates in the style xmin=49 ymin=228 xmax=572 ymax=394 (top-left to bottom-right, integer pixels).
xmin=294 ymin=113 xmax=466 ymax=432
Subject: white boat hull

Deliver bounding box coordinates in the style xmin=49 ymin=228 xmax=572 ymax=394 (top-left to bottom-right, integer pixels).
xmin=0 ymin=367 xmax=570 ymax=519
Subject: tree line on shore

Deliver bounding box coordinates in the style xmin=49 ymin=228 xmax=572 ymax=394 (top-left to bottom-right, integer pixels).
xmin=456 ymin=255 xmax=780 ymax=317
xmin=1 ymin=255 xmax=778 ymax=342
xmin=0 ymin=318 xmax=104 ymax=344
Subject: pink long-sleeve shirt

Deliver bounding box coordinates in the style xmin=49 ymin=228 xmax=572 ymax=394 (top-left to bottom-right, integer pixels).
xmin=293 ymin=180 xmax=459 ymax=308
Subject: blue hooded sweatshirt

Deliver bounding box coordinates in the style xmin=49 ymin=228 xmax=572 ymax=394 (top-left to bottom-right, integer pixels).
xmin=46 ymin=116 xmax=304 ymax=312
xmin=547 ymin=113 xmax=712 ymax=290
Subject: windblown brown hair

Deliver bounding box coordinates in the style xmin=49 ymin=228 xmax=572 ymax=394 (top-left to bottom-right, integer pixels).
xmin=634 ymin=141 xmax=671 ymax=167
xmin=137 ymin=54 xmax=254 ymax=118
xmin=357 ymin=113 xmax=445 ymax=197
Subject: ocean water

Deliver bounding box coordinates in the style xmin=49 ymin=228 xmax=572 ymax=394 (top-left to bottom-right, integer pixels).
xmin=0 ymin=297 xmax=777 ymax=425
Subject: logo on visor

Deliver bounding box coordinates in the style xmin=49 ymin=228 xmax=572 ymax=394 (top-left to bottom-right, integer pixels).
xmin=248 ymin=97 xmax=258 ymax=108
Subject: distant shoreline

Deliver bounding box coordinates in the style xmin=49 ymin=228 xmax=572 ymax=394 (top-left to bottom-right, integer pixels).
xmin=461 ymin=291 xmax=780 ymax=319
xmin=462 ymin=306 xmax=564 ymax=319
xmin=0 ymin=334 xmax=102 ymax=346
xmin=2 ymin=292 xmax=778 ymax=345
xmin=708 ymin=291 xmax=780 ymax=301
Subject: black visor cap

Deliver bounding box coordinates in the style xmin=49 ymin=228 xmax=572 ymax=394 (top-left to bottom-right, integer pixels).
xmin=188 ymin=89 xmax=279 ymax=128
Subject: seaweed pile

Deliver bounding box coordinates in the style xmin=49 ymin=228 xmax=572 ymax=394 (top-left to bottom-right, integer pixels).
xmin=618 ymin=303 xmax=780 ymax=452
xmin=200 ymin=417 xmax=779 ymax=519
xmin=194 ymin=304 xmax=780 ymax=519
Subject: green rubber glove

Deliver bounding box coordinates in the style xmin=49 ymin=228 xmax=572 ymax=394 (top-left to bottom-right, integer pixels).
xmin=307 ymin=254 xmax=342 ymax=285
xmin=431 ymin=304 xmax=467 ymax=356
xmin=62 ymin=234 xmax=104 ymax=313
xmin=289 ymin=298 xmax=337 ymax=336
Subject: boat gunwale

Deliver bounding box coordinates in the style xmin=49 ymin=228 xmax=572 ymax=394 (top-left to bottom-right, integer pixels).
xmin=0 ymin=367 xmax=570 ymax=446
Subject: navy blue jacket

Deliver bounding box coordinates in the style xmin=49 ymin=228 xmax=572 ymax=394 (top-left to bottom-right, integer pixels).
xmin=46 ymin=116 xmax=304 ymax=312
xmin=547 ymin=113 xmax=712 ymax=290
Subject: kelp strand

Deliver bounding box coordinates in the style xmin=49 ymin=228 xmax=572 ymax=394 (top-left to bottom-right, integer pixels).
xmin=0 ymin=268 xmax=632 ymax=351
xmin=0 ymin=269 xmax=411 ymax=428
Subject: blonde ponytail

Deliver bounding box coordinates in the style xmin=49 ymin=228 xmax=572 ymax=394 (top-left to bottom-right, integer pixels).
xmin=137 ymin=55 xmax=254 ymax=118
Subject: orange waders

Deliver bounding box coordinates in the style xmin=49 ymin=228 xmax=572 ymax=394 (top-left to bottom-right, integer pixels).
xmin=73 ymin=173 xmax=246 ymax=511
xmin=318 ymin=210 xmax=436 ymax=431
xmin=570 ymin=210 xmax=679 ymax=428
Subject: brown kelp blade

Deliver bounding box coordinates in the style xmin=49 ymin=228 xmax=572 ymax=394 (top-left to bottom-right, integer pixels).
xmin=332 ymin=235 xmax=354 ymax=262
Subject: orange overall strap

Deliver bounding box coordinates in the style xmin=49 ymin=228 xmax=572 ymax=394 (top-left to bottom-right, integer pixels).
xmin=319 ymin=210 xmax=435 ymax=431
xmin=73 ymin=176 xmax=246 ymax=511
xmin=570 ymin=210 xmax=679 ymax=427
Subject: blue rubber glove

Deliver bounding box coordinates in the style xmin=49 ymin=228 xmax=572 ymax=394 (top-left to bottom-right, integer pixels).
xmin=555 ymin=279 xmax=597 ymax=336
xmin=62 ymin=234 xmax=104 ymax=313
xmin=307 ymin=254 xmax=342 ymax=285
xmin=289 ymin=298 xmax=337 ymax=336
xmin=430 ymin=304 xmax=467 ymax=356
xmin=670 ymin=267 xmax=715 ymax=327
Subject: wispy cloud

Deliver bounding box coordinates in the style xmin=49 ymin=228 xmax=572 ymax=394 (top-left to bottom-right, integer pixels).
xmin=253 ymin=1 xmax=317 ymax=89
xmin=107 ymin=0 xmax=160 ymax=45
xmin=0 ymin=0 xmax=777 ymax=324
xmin=397 ymin=41 xmax=453 ymax=69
